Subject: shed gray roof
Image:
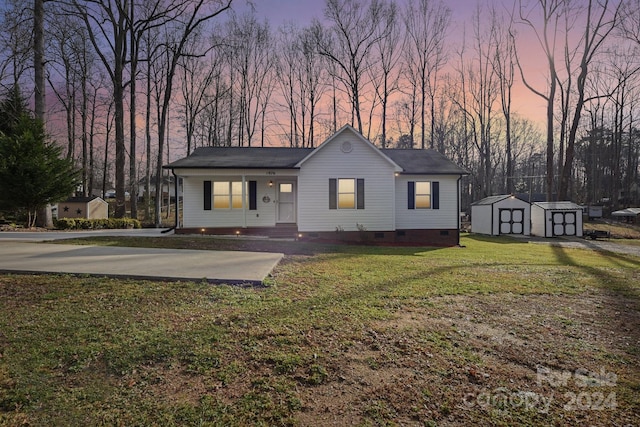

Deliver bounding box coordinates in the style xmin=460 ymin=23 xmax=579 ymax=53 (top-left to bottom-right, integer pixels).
xmin=165 ymin=146 xmax=468 ymax=175
xmin=471 ymin=194 xmax=530 ymax=206
xmin=533 ymin=201 xmax=583 ymax=210
xmin=472 ymin=195 xmax=510 ymax=206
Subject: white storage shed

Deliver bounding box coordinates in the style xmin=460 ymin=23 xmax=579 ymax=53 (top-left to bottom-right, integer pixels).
xmin=471 ymin=195 xmax=531 ymax=236
xmin=531 ymin=202 xmax=583 ymax=237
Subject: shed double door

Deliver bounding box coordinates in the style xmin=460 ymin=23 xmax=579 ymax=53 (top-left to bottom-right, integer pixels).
xmin=499 ymin=208 xmax=524 ymax=234
xmin=551 ymin=211 xmax=577 ymax=236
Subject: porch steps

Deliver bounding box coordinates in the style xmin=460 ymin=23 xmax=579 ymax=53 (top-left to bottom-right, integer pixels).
xmin=268 ymin=224 xmax=299 ymax=239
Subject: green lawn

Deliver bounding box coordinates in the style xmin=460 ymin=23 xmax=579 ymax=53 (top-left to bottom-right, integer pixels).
xmin=1 ymin=235 xmax=638 ymax=426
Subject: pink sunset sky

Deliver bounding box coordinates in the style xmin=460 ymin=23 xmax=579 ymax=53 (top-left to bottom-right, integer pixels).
xmin=235 ymin=0 xmax=551 ymax=126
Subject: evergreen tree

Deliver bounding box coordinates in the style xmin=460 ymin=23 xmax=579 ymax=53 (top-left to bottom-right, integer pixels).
xmin=0 ymin=87 xmax=79 ymax=227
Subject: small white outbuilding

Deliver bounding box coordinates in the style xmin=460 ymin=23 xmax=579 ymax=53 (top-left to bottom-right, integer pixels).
xmin=471 ymin=195 xmax=531 ymax=236
xmin=57 ymin=196 xmax=109 ymax=220
xmin=530 ymin=202 xmax=583 ymax=237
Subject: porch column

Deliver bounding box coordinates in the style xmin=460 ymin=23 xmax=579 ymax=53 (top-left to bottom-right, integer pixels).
xmin=242 ymin=175 xmax=247 ymax=228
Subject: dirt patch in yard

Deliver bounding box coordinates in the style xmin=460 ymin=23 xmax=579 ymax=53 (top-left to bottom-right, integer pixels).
xmin=294 ymin=291 xmax=639 ymax=426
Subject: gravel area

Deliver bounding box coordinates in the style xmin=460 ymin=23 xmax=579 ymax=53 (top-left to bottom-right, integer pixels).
xmin=522 ymin=235 xmax=640 ymax=257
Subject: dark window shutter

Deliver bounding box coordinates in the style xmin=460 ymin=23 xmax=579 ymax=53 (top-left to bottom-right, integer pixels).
xmin=408 ymin=181 xmax=415 ymax=209
xmin=249 ymin=180 xmax=257 ymax=210
xmin=329 ymin=178 xmax=337 ymax=209
xmin=356 ymin=178 xmax=365 ymax=209
xmin=203 ymin=180 xmax=212 ymax=210
xmin=432 ymin=181 xmax=440 ymax=209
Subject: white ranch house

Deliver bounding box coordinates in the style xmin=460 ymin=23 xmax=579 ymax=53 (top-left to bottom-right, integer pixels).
xmin=164 ymin=125 xmax=468 ymax=246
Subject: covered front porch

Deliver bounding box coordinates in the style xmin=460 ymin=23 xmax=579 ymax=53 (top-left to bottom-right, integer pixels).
xmin=175 ymin=171 xmax=299 ymax=234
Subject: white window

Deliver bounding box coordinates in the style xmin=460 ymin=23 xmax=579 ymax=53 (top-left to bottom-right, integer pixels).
xmin=415 ymin=181 xmax=431 ymax=209
xmin=213 ymin=181 xmax=246 ymax=209
xmin=338 ymin=178 xmax=355 ymax=209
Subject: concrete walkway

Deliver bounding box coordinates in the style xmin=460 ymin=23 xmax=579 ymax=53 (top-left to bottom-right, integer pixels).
xmin=0 ymin=230 xmax=283 ymax=285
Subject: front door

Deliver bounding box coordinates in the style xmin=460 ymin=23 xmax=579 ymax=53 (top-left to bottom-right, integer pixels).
xmin=277 ymin=182 xmax=295 ymax=223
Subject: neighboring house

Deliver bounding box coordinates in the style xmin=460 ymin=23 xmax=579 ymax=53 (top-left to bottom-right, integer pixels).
xmin=137 ymin=175 xmax=181 ymax=202
xmin=471 ymin=195 xmax=531 ymax=236
xmin=57 ymin=196 xmax=108 ymax=219
xmin=531 ymin=202 xmax=583 ymax=237
xmin=164 ymin=125 xmax=469 ymax=246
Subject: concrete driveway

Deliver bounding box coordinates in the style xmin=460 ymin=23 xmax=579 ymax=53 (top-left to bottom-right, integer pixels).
xmin=0 ymin=229 xmax=283 ymax=285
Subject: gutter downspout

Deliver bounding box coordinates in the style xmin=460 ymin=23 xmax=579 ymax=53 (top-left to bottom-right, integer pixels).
xmin=457 ymin=175 xmax=463 ymax=247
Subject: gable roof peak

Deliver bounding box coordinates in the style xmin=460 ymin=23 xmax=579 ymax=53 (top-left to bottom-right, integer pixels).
xmin=294 ymin=124 xmax=402 ymax=171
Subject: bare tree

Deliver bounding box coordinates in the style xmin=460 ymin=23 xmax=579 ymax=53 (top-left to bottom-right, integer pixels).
xmin=557 ymin=0 xmax=622 ymax=200
xmin=516 ymin=0 xmax=564 ymax=201
xmin=402 ymin=0 xmax=450 ymax=149
xmin=368 ymin=0 xmax=400 ymax=147
xmin=275 ymin=23 xmax=302 ymax=146
xmin=70 ymin=0 xmax=130 ymax=217
xmin=34 ymin=0 xmax=45 ymax=121
xmin=452 ymin=5 xmax=500 ymax=198
xmin=0 ymin=1 xmax=34 ymax=86
xmin=225 ymin=13 xmax=274 ymax=147
xmin=152 ymin=0 xmax=232 ymax=226
xmin=491 ymin=5 xmax=517 ymax=193
xmin=179 ymin=46 xmax=217 ymax=155
xmin=300 ymin=27 xmax=328 ymax=147
xmin=314 ymin=0 xmax=395 ymax=134
xmin=47 ymin=14 xmax=79 ymax=160
xmin=276 ymin=24 xmax=327 ymax=147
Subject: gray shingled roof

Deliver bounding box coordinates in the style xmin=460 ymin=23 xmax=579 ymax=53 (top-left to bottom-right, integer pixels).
xmin=380 ymin=149 xmax=469 ymax=175
xmin=165 ymin=146 xmax=468 ymax=175
xmin=165 ymin=147 xmax=312 ymax=169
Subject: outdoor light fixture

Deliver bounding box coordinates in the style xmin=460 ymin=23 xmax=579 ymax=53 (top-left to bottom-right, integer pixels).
xmin=201 ymin=228 xmax=205 ymax=235
xmin=236 ymin=230 xmax=240 ymax=237
xmin=268 ymin=180 xmax=273 ymax=187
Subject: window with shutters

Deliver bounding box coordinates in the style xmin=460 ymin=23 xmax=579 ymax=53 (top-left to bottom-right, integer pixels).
xmin=329 ymin=178 xmax=365 ymax=209
xmin=408 ymin=181 xmax=439 ymax=210
xmin=206 ymin=181 xmax=253 ymax=210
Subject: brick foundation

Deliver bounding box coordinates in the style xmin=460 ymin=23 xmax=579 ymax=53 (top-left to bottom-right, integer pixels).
xmin=176 ymin=227 xmax=459 ymax=246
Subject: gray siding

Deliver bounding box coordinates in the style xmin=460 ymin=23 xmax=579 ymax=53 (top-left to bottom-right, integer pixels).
xmin=395 ymin=175 xmax=460 ymax=229
xmin=182 ymin=175 xmax=279 ymax=228
xmin=297 ymin=132 xmax=397 ymax=232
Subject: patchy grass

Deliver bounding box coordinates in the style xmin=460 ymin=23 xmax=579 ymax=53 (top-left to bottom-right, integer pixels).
xmin=1 ymin=235 xmax=639 ymax=426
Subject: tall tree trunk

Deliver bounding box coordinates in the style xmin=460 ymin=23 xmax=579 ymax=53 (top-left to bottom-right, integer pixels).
xmin=34 ymin=0 xmax=53 ymax=227
xmin=81 ymin=73 xmax=88 ymax=196
xmin=34 ymin=0 xmax=45 ymax=122
xmin=145 ymin=37 xmax=152 ymax=221
xmin=129 ymin=1 xmax=138 ymax=220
